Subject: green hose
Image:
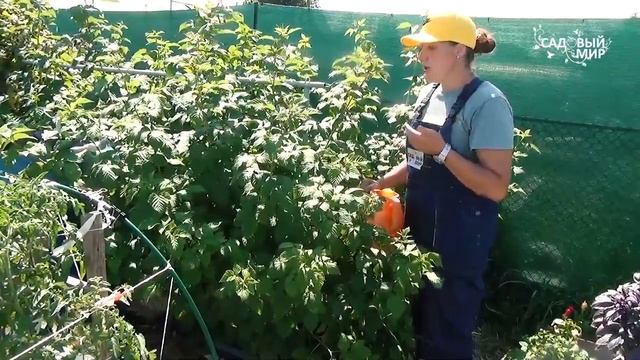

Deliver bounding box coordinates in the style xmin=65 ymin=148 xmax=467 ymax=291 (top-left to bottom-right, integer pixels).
xmin=48 ymin=181 xmax=219 ymax=360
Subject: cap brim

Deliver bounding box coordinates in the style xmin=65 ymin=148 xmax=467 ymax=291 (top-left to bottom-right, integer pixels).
xmin=400 ymin=33 xmax=439 ymax=47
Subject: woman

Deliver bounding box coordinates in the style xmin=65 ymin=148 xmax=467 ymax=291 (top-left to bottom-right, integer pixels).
xmin=367 ymin=11 xmax=514 ymax=359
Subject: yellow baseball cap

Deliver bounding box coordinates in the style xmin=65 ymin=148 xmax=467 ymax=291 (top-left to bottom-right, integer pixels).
xmin=401 ymin=11 xmax=477 ymax=49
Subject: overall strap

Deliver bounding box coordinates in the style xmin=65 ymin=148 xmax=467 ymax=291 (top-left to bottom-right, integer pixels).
xmin=410 ymin=83 xmax=440 ymax=125
xmin=444 ymin=77 xmax=484 ymax=125
xmin=440 ymin=77 xmax=484 ymax=144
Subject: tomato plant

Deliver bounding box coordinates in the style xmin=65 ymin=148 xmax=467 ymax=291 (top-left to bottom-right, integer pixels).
xmin=0 ymin=174 xmax=153 ymax=359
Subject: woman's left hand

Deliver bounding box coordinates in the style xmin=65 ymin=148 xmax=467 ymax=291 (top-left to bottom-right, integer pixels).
xmin=405 ymin=124 xmax=446 ymax=155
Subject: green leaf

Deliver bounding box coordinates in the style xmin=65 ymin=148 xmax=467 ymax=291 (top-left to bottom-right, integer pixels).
xmin=62 ymin=162 xmax=82 ymax=181
xmin=426 ymin=271 xmax=442 ymax=288
xmin=179 ymin=22 xmax=192 ymax=33
xmin=360 ymin=112 xmax=377 ymax=122
xmin=338 ymin=333 xmax=352 ymax=354
xmin=386 ymin=294 xmax=406 ymax=322
xmin=221 ymin=270 xmax=237 ymax=283
xmin=149 ymin=193 xmax=170 ymax=214
xmin=237 ymin=288 xmax=251 ymax=301
xmin=10 ymin=132 xmax=34 ymax=142
xmin=76 ymin=97 xmax=93 ymax=105
xmin=303 ymin=312 xmax=319 ymax=332
xmin=186 ymin=184 xmax=206 ymax=194
xmin=426 ymin=252 xmax=442 ymax=268
xmin=95 ymin=164 xmax=118 ymax=181
xmin=284 ymin=272 xmax=305 ymax=297
xmin=350 ymin=340 xmax=372 ymax=360
xmin=326 ymin=260 xmax=340 ymax=275
xmin=530 ymin=143 xmax=542 ymax=153
xmin=143 ymin=94 xmax=163 ymax=118
xmin=396 ymin=22 xmax=412 ymax=30
xmin=41 ymin=130 xmax=58 ymax=141
xmin=167 ymin=158 xmax=184 ymax=166
xmin=131 ymin=48 xmax=149 ymax=62
xmin=278 ymin=242 xmax=299 ymax=251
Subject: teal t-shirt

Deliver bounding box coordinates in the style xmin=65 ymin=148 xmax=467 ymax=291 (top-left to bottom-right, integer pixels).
xmin=415 ymin=80 xmax=514 ymax=160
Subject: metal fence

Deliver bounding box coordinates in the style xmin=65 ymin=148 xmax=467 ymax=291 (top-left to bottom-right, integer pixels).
xmin=498 ymin=116 xmax=640 ymax=298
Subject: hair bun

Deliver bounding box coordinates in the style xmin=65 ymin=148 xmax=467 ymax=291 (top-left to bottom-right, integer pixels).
xmin=474 ymin=28 xmax=496 ymax=54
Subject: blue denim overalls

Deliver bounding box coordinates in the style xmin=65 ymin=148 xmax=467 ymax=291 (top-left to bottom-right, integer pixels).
xmin=405 ymin=78 xmax=499 ymax=359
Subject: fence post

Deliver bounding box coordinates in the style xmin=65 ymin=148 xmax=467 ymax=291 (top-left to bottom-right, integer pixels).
xmin=253 ymin=1 xmax=258 ymax=29
xmin=82 ymin=213 xmax=106 ymax=293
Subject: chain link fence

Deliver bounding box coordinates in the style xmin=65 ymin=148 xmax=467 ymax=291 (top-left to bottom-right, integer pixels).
xmin=488 ymin=118 xmax=640 ymax=328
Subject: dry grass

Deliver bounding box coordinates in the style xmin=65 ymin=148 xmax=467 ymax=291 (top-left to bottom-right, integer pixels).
xmin=473 ymin=323 xmax=518 ymax=360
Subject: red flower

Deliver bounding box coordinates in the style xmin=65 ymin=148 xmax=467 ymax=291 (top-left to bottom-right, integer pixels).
xmin=563 ymin=305 xmax=575 ymax=319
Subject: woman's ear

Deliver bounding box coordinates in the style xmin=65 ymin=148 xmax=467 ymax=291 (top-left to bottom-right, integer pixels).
xmin=455 ymin=44 xmax=467 ymax=60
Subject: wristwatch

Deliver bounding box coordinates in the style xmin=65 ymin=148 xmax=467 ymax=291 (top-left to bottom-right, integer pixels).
xmin=433 ymin=143 xmax=452 ymax=164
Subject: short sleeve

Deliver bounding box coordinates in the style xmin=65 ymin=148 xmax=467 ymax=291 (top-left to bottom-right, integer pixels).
xmin=469 ymin=96 xmax=515 ymax=150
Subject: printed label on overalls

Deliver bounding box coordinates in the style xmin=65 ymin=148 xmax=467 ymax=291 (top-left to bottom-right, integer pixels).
xmin=407 ymin=148 xmax=424 ymax=169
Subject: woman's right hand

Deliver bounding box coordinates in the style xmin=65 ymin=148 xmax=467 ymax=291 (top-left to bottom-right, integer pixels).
xmin=360 ymin=178 xmax=382 ymax=192
xmin=360 ymin=160 xmax=408 ymax=193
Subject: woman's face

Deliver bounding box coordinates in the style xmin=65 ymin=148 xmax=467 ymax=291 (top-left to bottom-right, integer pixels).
xmin=418 ymin=42 xmax=461 ymax=83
